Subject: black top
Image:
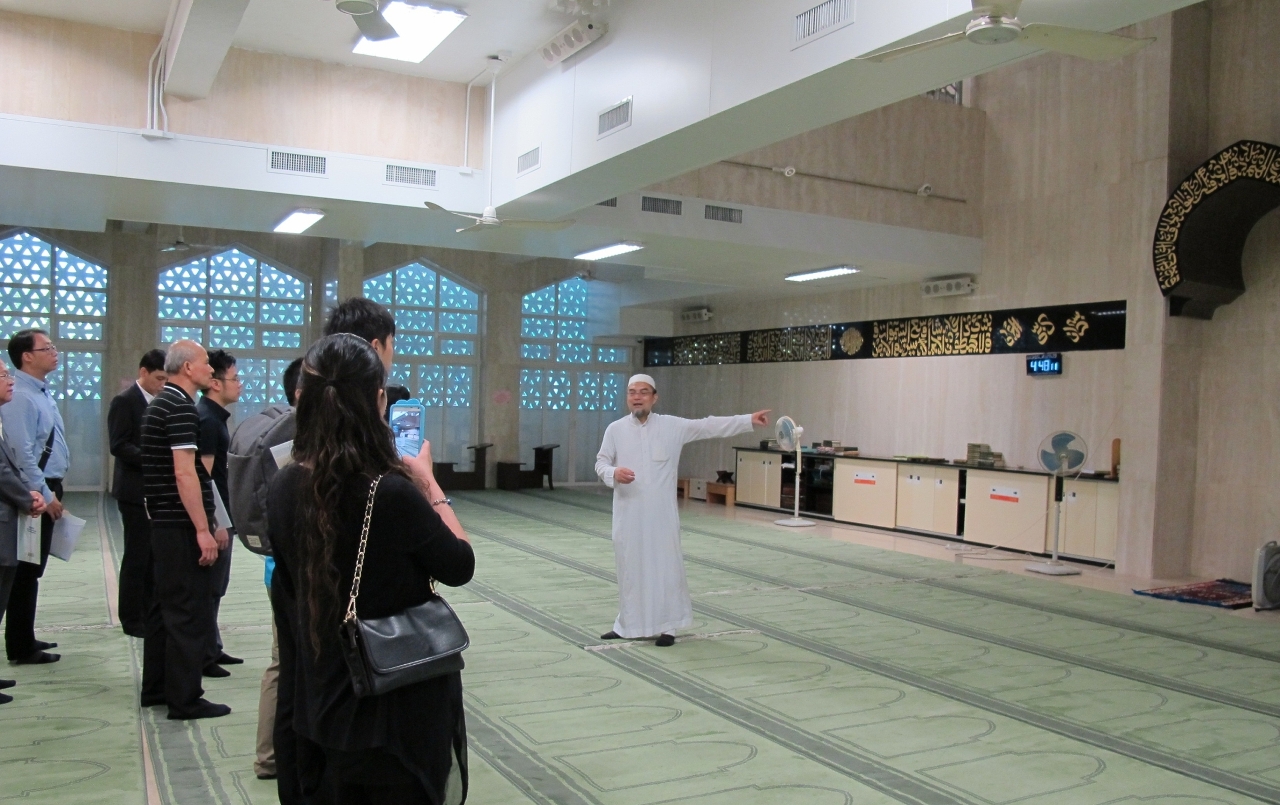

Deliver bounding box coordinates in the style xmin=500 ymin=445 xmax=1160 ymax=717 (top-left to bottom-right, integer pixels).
xmin=196 ymin=396 xmax=232 ymax=513
xmin=141 ymin=383 xmax=215 ymax=528
xmin=108 ymin=383 xmax=148 ymax=504
xmin=269 ymin=465 xmax=474 ymax=796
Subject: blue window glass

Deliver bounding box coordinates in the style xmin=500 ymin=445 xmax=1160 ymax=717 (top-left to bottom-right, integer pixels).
xmin=261 ymin=302 xmax=304 ymax=326
xmin=520 ymin=369 xmax=543 ymax=409
xmin=396 ymin=334 xmax=434 ymax=356
xmin=557 ymin=278 xmax=589 ymax=317
xmin=440 ymin=339 xmax=473 ymax=356
xmin=521 ymin=343 xmax=550 ymax=360
xmin=395 ymin=308 xmax=435 ymax=333
xmin=1 ymin=287 xmax=50 ymax=313
xmin=162 ymin=325 xmax=203 ymax=344
xmin=210 ymin=251 xmax=257 ymax=296
xmin=445 ymin=366 xmax=472 ymax=407
xmin=211 ymin=298 xmax=255 ymax=323
xmin=324 ymin=279 xmax=338 ymax=311
xmin=522 ymin=318 xmax=556 ymax=339
xmin=261 ymin=330 xmax=301 ymax=349
xmin=390 ymin=362 xmax=414 ymax=386
xmin=56 ymin=289 xmax=107 ymax=317
xmin=438 ymin=312 xmax=477 ymax=334
xmin=210 ymin=325 xmax=254 ymax=350
xmin=394 ymin=266 xmax=436 ymax=307
xmin=439 ymin=277 xmax=478 ymax=310
xmin=557 ymin=319 xmax=587 ymax=341
xmin=60 ymin=321 xmax=102 ymax=340
xmin=0 ymin=233 xmax=52 ymax=285
xmin=363 ymin=274 xmax=393 ymax=305
xmin=522 ymin=286 xmax=555 ymax=315
xmin=419 ymin=365 xmax=445 ymax=407
xmin=556 ymin=343 xmax=592 ymax=364
xmin=597 ymin=346 xmax=630 ymax=363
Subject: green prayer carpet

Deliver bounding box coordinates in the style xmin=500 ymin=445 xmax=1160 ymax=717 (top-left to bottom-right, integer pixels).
xmin=1 ymin=489 xmax=1278 ymax=804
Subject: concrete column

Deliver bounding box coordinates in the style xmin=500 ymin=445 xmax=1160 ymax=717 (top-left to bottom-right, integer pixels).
xmin=336 ymin=240 xmax=364 ymax=302
xmin=480 ymin=283 xmax=523 ymax=477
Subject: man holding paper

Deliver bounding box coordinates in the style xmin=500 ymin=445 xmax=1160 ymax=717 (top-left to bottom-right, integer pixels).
xmin=140 ymin=340 xmax=231 ymax=720
xmin=0 ymin=363 xmax=47 ymax=704
xmin=197 ymin=349 xmax=243 ymax=677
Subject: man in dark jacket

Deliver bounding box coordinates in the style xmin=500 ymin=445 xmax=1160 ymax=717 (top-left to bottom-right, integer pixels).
xmin=198 ymin=349 xmax=242 ymax=675
xmin=109 ymin=350 xmax=167 ymax=637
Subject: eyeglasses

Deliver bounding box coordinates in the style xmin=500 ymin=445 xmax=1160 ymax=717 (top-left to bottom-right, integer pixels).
xmin=627 ymin=389 xmax=655 ymax=397
xmin=30 ymin=346 xmax=58 ymax=355
xmin=0 ymin=373 xmax=12 ymax=381
xmin=213 ymin=375 xmax=242 ymax=385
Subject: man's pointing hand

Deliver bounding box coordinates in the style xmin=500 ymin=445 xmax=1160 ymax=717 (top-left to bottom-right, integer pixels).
xmin=751 ymin=410 xmax=771 ymax=428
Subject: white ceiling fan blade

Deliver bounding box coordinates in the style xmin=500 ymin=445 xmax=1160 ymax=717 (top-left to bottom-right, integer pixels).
xmin=856 ymin=31 xmax=966 ymax=62
xmin=499 ymin=218 xmax=577 ymax=231
xmin=1020 ymin=24 xmax=1154 ymax=61
xmin=353 ymin=10 xmax=398 ymax=42
xmin=455 ymin=223 xmax=487 ymax=234
xmin=424 ymin=201 xmax=482 ymax=221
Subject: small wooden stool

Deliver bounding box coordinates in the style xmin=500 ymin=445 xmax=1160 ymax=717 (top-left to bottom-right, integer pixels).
xmin=706 ymin=482 xmax=735 ymax=508
xmin=676 ymin=478 xmax=691 ymax=499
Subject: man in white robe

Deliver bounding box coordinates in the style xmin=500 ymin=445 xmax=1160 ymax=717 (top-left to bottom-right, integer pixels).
xmin=595 ymin=374 xmax=769 ymax=646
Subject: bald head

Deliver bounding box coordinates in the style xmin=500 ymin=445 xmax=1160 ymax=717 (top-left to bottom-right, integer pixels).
xmin=164 ymin=340 xmax=214 ymax=395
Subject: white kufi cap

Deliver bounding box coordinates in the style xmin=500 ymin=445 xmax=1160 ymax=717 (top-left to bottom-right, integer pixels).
xmin=627 ymin=373 xmax=657 ymax=392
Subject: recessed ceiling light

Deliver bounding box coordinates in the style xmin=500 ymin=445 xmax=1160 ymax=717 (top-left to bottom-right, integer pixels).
xmin=352 ymin=3 xmax=468 ymax=63
xmin=784 ymin=265 xmax=860 ymax=282
xmin=575 ymin=242 xmax=644 ymax=261
xmin=274 ymin=209 xmax=325 ymax=234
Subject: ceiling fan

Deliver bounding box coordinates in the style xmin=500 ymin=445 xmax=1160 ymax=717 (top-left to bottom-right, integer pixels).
xmin=333 ymin=0 xmax=414 ymax=41
xmin=424 ymin=202 xmax=575 ymax=233
xmin=421 ymin=58 xmax=576 ymax=234
xmin=857 ymin=1 xmax=1155 ymax=63
xmin=159 ymin=227 xmax=215 ymax=254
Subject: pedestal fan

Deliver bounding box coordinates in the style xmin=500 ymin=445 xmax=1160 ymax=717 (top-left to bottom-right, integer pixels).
xmin=774 ymin=416 xmax=815 ymax=528
xmin=1026 ymin=431 xmax=1087 ymax=576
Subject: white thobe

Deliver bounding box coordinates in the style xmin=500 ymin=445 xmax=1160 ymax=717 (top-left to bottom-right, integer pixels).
xmin=595 ymin=412 xmax=754 ymax=638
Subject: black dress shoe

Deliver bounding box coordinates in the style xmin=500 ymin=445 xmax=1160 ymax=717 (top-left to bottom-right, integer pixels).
xmin=600 ymin=630 xmax=623 ymax=640
xmin=33 ymin=640 xmax=57 ymax=651
xmin=11 ymin=650 xmax=59 ymax=665
xmin=140 ymin=694 xmax=166 ymax=707
xmin=256 ymin=772 xmax=278 ymax=780
xmin=202 ymin=664 xmax=230 ymax=678
xmin=215 ymin=652 xmax=243 ymax=665
xmin=0 ymin=679 xmax=15 ymax=690
xmin=168 ymin=699 xmax=230 ymax=720
xmin=655 ymin=634 xmax=675 ymax=647
xmin=0 ymin=692 xmax=11 ymax=705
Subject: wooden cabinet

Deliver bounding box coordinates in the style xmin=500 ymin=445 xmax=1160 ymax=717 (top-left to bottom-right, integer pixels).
xmin=895 ymin=465 xmax=960 ymax=535
xmin=735 ymin=450 xmax=781 ymax=508
xmin=833 ymin=458 xmax=898 ymax=528
xmin=1061 ymin=478 xmax=1119 ymax=562
xmin=962 ymin=469 xmax=1050 ymax=553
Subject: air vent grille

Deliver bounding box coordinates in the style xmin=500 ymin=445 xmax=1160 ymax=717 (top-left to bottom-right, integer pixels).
xmin=795 ymin=0 xmax=854 ymax=45
xmin=704 ymin=204 xmax=743 ymax=223
xmin=385 ymin=164 xmax=437 ymax=187
xmin=641 ymin=196 xmax=682 ymax=216
xmin=597 ymin=197 xmax=618 ymax=207
xmin=517 ymin=147 xmax=541 ymax=175
xmin=598 ymin=97 xmax=632 ymax=137
xmin=269 ymin=150 xmax=326 ymax=175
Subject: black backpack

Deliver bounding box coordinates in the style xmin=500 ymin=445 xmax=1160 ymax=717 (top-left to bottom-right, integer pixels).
xmin=226 ymin=405 xmax=295 ymax=556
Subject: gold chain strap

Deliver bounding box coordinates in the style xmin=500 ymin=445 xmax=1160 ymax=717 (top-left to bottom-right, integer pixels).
xmin=344 ymin=475 xmax=382 ymax=624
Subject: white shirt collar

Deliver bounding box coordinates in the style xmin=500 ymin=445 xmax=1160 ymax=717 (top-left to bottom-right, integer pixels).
xmin=136 ymin=381 xmax=155 ymax=404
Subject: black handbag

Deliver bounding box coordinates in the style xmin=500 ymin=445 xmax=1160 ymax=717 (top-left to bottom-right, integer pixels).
xmin=340 ymin=476 xmax=469 ymax=698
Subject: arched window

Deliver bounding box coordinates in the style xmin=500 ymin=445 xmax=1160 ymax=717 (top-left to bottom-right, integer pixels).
xmin=519 ymin=277 xmax=630 ymax=483
xmin=158 ymin=247 xmax=309 ymax=422
xmin=362 ymin=262 xmax=481 ymax=462
xmin=0 ymin=230 xmax=108 ymax=487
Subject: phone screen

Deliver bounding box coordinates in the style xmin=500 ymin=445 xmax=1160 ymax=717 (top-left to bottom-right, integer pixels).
xmin=390 ymin=404 xmax=423 ymax=458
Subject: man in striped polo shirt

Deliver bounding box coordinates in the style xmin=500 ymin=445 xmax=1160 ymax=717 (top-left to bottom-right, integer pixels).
xmin=139 ymin=340 xmax=231 ymax=720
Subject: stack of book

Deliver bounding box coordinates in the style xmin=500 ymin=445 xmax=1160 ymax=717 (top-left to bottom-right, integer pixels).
xmin=964 ymin=443 xmax=1005 ymax=468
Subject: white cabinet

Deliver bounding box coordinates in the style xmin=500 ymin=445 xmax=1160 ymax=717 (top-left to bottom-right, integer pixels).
xmin=1060 ymin=478 xmax=1119 ymax=562
xmin=833 ymin=459 xmax=898 ymax=528
xmin=963 ymin=470 xmax=1051 ymax=553
xmin=895 ymin=465 xmax=960 ymax=535
xmin=735 ymin=450 xmax=781 ymax=508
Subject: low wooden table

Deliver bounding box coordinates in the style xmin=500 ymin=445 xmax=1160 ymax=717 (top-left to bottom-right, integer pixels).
xmin=676 ymin=478 xmax=691 ymax=499
xmin=706 ymin=482 xmax=735 ymax=508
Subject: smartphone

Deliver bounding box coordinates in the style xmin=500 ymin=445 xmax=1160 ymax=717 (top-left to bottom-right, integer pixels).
xmin=389 ymin=399 xmax=427 ymax=458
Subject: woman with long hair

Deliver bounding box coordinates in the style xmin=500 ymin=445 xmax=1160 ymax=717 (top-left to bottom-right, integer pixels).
xmin=268 ymin=333 xmax=473 ymax=804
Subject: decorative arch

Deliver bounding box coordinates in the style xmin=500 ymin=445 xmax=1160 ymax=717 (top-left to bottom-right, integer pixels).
xmin=157 ymin=245 xmax=310 ymax=418
xmin=362 ymin=260 xmax=483 ymax=462
xmin=1153 ymin=140 xmax=1280 ymax=319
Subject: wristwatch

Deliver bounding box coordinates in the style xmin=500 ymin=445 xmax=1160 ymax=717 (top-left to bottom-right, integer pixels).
xmin=430 ymin=497 xmax=452 ymax=507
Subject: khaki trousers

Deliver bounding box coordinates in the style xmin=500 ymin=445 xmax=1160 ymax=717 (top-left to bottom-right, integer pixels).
xmin=254 ymin=614 xmax=280 ymax=776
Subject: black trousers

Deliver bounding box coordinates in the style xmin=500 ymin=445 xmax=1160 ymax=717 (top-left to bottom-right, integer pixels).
xmin=4 ymin=479 xmax=61 ymax=661
xmin=116 ymin=501 xmax=153 ymax=638
xmin=207 ymin=539 xmax=232 ymax=665
xmin=142 ymin=525 xmax=216 ymax=715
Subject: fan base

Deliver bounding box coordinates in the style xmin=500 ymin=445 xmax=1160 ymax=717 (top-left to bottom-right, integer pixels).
xmin=775 ymin=517 xmax=816 ymax=528
xmin=1025 ymin=561 xmax=1082 ymax=576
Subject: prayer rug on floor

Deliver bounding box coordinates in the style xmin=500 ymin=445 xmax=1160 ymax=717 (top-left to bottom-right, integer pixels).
xmin=1134 ymin=578 xmax=1254 ymax=608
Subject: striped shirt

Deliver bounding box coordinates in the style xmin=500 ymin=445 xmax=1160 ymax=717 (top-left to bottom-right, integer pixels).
xmin=141 ymin=383 xmax=215 ymax=528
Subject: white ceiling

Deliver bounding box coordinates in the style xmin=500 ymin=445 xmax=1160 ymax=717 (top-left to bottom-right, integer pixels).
xmin=0 ymin=0 xmax=586 ymax=84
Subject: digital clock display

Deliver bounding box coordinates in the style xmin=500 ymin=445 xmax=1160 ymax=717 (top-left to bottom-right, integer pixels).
xmin=1026 ymin=353 xmax=1063 ymax=376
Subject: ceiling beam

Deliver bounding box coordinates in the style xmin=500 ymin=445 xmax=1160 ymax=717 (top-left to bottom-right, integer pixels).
xmin=164 ymin=0 xmax=253 ymax=100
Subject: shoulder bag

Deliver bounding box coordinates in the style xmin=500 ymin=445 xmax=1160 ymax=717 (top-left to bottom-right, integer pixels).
xmin=340 ymin=475 xmax=469 ymax=698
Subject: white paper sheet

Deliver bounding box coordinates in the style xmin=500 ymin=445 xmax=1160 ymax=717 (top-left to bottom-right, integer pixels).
xmin=270 ymin=439 xmax=294 ymax=469
xmin=18 ymin=515 xmax=40 ymax=564
xmin=213 ymin=488 xmax=233 ymax=532
xmin=49 ymin=513 xmax=86 ymax=562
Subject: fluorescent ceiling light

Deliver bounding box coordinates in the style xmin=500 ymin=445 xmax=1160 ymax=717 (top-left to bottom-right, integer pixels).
xmin=352 ymin=3 xmax=468 ymax=63
xmin=274 ymin=209 xmax=325 ymax=234
xmin=785 ymin=265 xmax=860 ymax=282
xmin=575 ymin=242 xmax=644 ymax=261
